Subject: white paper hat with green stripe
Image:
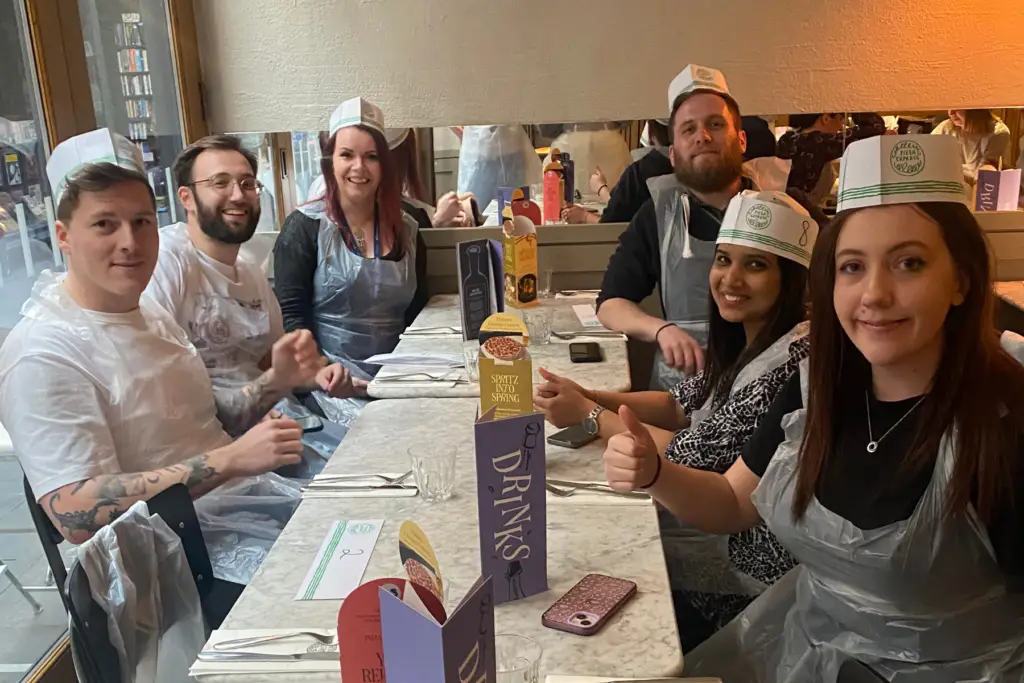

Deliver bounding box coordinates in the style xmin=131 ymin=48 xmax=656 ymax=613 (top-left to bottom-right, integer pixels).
xmin=718 ymin=190 xmax=819 ymax=268
xmin=46 ymin=128 xmax=145 ymax=205
xmin=329 ymin=96 xmax=386 ymax=137
xmin=836 ymin=134 xmax=968 ymax=213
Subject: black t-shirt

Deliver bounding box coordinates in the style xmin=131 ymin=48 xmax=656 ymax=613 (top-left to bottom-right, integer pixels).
xmin=272 ymin=208 xmax=429 ymax=339
xmin=599 ymin=150 xmax=674 ymax=224
xmin=742 ymin=373 xmax=1024 ymax=588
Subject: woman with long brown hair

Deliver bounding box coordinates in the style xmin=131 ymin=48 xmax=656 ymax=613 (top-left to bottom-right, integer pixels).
xmin=602 ymin=135 xmax=1024 ymax=682
xmin=273 ymin=98 xmax=428 ymax=425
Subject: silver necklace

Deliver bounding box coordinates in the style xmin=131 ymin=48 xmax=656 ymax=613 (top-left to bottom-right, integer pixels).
xmin=864 ymin=390 xmax=926 ymax=453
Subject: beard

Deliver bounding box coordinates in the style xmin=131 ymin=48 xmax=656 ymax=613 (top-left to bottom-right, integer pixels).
xmin=195 ymin=194 xmax=260 ymax=245
xmin=673 ymin=138 xmax=745 ymax=194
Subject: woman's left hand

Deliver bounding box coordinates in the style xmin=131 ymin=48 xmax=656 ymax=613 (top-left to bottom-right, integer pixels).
xmin=533 ymin=368 xmax=596 ymax=428
xmin=589 ymin=166 xmax=608 ymax=195
xmin=561 ymin=204 xmax=595 ymax=224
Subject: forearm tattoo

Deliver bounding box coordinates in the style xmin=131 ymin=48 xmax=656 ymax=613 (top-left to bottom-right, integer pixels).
xmin=44 ymin=454 xmax=220 ymax=541
xmin=213 ymin=371 xmax=286 ymax=436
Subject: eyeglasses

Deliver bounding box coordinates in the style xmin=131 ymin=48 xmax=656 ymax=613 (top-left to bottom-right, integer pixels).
xmin=188 ymin=174 xmax=264 ymax=195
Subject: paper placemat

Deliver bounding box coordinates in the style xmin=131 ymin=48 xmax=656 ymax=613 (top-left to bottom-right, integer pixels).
xmin=572 ymin=303 xmax=603 ymax=327
xmin=295 ymin=520 xmax=383 ymax=600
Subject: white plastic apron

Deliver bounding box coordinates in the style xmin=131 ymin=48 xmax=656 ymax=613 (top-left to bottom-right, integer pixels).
xmin=309 ymin=212 xmax=419 ymax=426
xmin=547 ymin=124 xmax=633 ymax=194
xmin=648 ymin=174 xmax=716 ymax=391
xmin=457 ymin=125 xmax=543 ymax=206
xmin=687 ymin=351 xmax=1024 ymax=682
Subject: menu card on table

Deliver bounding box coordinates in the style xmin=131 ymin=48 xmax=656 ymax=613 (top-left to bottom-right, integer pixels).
xmin=474 ymin=407 xmax=548 ymax=605
xmin=477 ymin=313 xmax=534 ymax=420
xmin=456 ymin=239 xmax=504 ymax=341
xmin=497 ymin=185 xmax=531 ymax=223
xmin=975 ymin=168 xmax=1022 ymax=211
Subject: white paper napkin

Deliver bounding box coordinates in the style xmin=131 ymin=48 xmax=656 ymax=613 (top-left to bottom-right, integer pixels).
xmin=190 ymin=629 xmax=339 ymax=678
xmin=546 ymin=482 xmax=652 ymax=506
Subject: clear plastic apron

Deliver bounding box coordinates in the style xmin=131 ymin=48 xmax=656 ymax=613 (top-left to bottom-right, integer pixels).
xmin=687 ymin=351 xmax=1024 ymax=682
xmin=309 ymin=212 xmax=419 ymax=426
xmin=648 ymin=174 xmax=715 ymax=391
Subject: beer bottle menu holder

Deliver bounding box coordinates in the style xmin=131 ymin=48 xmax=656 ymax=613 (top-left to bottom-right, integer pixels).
xmin=456 ymin=239 xmax=504 ymax=341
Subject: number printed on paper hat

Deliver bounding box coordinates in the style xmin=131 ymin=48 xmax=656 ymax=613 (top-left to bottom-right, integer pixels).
xmin=329 ymin=97 xmax=386 ymax=137
xmin=46 ymin=128 xmax=145 ymax=205
xmin=836 ymin=134 xmax=969 ymax=213
xmin=667 ymin=64 xmax=731 ymax=114
xmin=717 ymin=190 xmax=819 ymax=268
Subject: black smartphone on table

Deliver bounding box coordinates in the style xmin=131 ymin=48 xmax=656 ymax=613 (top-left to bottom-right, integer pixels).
xmin=569 ymin=342 xmax=602 ymax=363
xmin=547 ymin=425 xmax=599 ymax=449
xmin=296 ymin=414 xmax=324 ymax=433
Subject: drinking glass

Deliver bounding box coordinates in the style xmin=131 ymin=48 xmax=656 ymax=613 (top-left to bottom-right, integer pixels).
xmin=524 ymin=306 xmax=553 ymax=344
xmin=495 ymin=634 xmax=542 ymax=683
xmin=462 ymin=339 xmax=481 ymax=382
xmin=407 ymin=444 xmax=458 ymax=502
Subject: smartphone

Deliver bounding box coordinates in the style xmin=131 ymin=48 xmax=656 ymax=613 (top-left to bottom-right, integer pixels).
xmin=541 ymin=574 xmax=637 ymax=636
xmin=296 ymin=414 xmax=324 ymax=433
xmin=547 ymin=425 xmax=598 ymax=449
xmin=569 ymin=342 xmax=602 ymax=363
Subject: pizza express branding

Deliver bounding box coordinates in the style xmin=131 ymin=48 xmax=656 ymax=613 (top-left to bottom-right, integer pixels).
xmin=890 ymin=140 xmax=926 ymax=176
xmin=745 ymin=203 xmax=773 ymax=230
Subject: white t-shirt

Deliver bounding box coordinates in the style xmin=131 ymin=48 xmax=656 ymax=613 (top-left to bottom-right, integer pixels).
xmin=146 ymin=222 xmax=284 ymax=388
xmin=932 ymin=118 xmax=1012 ymax=179
xmin=0 ymin=274 xmax=230 ymax=499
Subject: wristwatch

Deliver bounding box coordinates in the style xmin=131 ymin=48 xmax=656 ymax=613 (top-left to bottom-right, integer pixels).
xmin=583 ymin=405 xmax=605 ymax=436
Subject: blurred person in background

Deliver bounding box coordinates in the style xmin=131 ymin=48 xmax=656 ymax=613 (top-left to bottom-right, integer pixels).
xmin=932 ymin=108 xmax=1012 ymax=183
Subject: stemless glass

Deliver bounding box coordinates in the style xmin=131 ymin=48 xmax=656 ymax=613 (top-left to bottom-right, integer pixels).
xmin=495 ymin=634 xmax=542 ymax=683
xmin=407 ymin=444 xmax=458 ymax=502
xmin=524 ymin=306 xmax=553 ymax=344
xmin=462 ymin=339 xmax=481 ymax=382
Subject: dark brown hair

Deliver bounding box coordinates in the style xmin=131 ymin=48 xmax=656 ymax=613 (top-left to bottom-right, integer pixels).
xmin=390 ymin=130 xmax=428 ymax=203
xmin=319 ymin=126 xmax=407 ymax=257
xmin=56 ymin=163 xmax=155 ymax=221
xmin=960 ymin=109 xmax=998 ymax=136
xmin=794 ymin=202 xmax=1024 ymax=523
xmin=172 ymin=134 xmax=258 ymax=188
xmin=670 ymin=90 xmax=742 ymax=134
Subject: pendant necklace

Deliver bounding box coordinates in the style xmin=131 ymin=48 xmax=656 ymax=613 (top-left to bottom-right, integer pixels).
xmin=864 ymin=390 xmax=926 ymax=453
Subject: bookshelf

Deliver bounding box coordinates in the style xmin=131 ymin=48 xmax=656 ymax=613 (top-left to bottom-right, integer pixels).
xmin=114 ymin=12 xmax=153 ymax=143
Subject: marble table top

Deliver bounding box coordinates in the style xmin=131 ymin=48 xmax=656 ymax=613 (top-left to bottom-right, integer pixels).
xmin=212 ymin=398 xmax=683 ymax=681
xmin=368 ymin=295 xmax=631 ymax=399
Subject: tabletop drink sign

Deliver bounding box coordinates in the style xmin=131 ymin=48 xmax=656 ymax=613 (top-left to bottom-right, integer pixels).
xmin=378 ymin=522 xmax=496 ymax=683
xmin=497 ymin=185 xmax=531 ymax=225
xmin=503 ymin=189 xmax=541 ymax=310
xmin=974 ymin=167 xmax=1022 ymax=212
xmin=456 ymin=239 xmax=504 ymax=341
xmin=477 ymin=313 xmax=534 ymax=419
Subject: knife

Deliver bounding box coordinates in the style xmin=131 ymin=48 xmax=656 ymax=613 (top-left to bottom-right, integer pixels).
xmin=302 ymin=484 xmax=417 ymax=492
xmin=197 ymin=650 xmax=339 ymax=662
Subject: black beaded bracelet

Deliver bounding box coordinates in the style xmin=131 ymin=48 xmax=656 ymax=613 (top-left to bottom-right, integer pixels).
xmin=639 ymin=455 xmax=662 ymax=490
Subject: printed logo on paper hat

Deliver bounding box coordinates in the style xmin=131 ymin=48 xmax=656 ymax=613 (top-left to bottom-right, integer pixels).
xmin=890 ymin=140 xmax=926 ymax=177
xmin=745 ymin=203 xmax=773 ymax=230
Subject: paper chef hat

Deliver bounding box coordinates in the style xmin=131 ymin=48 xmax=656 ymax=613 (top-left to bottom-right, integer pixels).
xmin=836 ymin=134 xmax=968 ymax=213
xmin=385 ymin=127 xmax=411 ymax=150
xmin=329 ymin=97 xmax=386 ymax=138
xmin=46 ymin=128 xmax=145 ymax=205
xmin=667 ymin=64 xmax=731 ymax=114
xmin=718 ymin=190 xmax=819 ymax=268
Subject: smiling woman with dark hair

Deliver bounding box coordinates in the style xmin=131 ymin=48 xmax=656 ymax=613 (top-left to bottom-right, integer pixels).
xmin=273 ymin=97 xmax=429 ymax=426
xmin=607 ymin=135 xmax=1024 ymax=682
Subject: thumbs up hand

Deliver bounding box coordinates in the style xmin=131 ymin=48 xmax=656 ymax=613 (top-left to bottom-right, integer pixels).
xmin=603 ymin=405 xmax=661 ymax=492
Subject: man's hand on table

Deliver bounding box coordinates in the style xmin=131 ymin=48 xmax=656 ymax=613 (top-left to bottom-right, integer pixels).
xmin=220 ymin=417 xmax=304 ymax=476
xmin=533 ymin=367 xmax=598 ymax=428
xmin=655 ymin=323 xmax=705 ymax=375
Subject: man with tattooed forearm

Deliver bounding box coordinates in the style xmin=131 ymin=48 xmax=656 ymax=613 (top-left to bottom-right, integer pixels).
xmin=0 ymin=130 xmax=323 ymax=546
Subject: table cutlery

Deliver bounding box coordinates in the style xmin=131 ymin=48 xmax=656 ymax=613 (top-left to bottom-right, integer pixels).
xmin=545 ymin=482 xmax=649 ymax=500
xmin=198 ymin=651 xmax=339 ymax=662
xmin=551 ymin=330 xmax=623 ymax=340
xmin=312 ymin=471 xmax=413 ymax=485
xmin=213 ymin=630 xmax=335 ymax=651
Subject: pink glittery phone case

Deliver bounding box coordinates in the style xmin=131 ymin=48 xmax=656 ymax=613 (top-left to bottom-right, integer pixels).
xmin=541 ymin=574 xmax=637 ymax=636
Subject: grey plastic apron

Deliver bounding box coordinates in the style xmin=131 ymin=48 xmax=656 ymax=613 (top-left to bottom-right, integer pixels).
xmin=687 ymin=352 xmax=1024 ymax=682
xmin=647 ymin=174 xmax=716 ymax=390
xmin=309 ymin=212 xmax=419 ymax=426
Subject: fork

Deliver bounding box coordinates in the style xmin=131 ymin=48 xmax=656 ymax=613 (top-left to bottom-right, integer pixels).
xmin=212 ymin=630 xmax=336 ymax=651
xmin=312 ymin=471 xmax=413 ymax=485
xmin=550 ymin=330 xmax=622 ymax=340
xmin=374 ymin=369 xmax=462 ymax=383
xmin=545 ymin=482 xmax=649 ymax=500
xmin=402 ymin=325 xmax=461 ymax=334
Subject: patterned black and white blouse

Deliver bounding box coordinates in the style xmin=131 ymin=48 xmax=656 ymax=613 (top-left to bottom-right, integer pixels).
xmin=664 ymin=334 xmax=809 ymax=627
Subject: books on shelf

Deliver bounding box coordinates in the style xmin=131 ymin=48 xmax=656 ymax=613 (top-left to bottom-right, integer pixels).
xmin=120 ymin=73 xmax=153 ymax=97
xmin=117 ymin=48 xmax=149 ymax=73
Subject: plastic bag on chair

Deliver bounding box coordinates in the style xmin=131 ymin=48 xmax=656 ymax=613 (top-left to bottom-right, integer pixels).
xmin=76 ymin=501 xmax=205 ymax=683
xmin=192 ymin=473 xmax=301 ymax=585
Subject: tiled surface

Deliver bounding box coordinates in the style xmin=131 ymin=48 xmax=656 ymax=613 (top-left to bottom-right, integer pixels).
xmin=0 ymin=457 xmax=68 ymax=683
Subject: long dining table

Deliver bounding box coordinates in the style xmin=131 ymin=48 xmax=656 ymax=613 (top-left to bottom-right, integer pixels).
xmin=198 ymin=292 xmax=684 ymax=681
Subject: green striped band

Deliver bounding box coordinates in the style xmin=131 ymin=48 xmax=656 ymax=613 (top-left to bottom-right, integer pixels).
xmin=838 ymin=180 xmax=965 ymax=202
xmin=303 ymin=520 xmax=348 ymax=600
xmin=717 ymin=229 xmax=810 ymax=261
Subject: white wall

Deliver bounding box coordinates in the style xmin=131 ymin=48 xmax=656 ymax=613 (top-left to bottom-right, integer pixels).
xmin=194 ymin=0 xmax=1024 ymax=132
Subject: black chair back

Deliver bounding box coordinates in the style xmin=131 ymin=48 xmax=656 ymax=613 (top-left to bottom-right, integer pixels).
xmin=23 ymin=477 xmax=70 ymax=608
xmin=67 ymin=562 xmax=122 ymax=683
